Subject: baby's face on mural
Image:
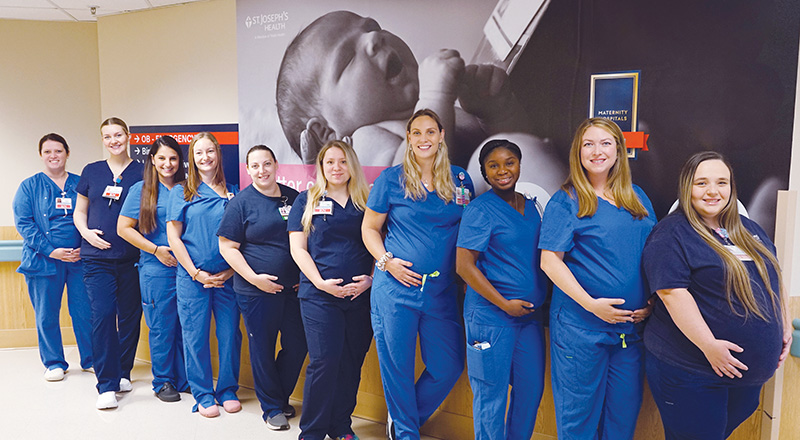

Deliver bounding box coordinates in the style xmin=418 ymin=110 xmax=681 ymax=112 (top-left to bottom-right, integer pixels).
xmin=309 ymin=11 xmax=419 ymax=134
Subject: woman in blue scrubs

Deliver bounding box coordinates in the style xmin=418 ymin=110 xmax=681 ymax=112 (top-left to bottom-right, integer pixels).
xmin=73 ymin=117 xmax=143 ymax=410
xmin=642 ymin=151 xmax=791 ymax=440
xmin=539 ymin=118 xmax=656 ymax=440
xmin=456 ymin=139 xmax=547 ymax=440
xmin=218 ymin=145 xmax=307 ymax=431
xmin=362 ymin=109 xmax=474 ymax=440
xmin=118 ymin=135 xmax=187 ymax=403
xmin=13 ymin=133 xmax=92 ymax=381
xmin=288 ymin=140 xmax=373 ymax=440
xmin=166 ymin=132 xmax=241 ymax=418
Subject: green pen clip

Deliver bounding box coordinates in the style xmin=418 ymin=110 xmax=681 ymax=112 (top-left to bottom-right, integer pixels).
xmin=420 ymin=270 xmax=440 ymax=292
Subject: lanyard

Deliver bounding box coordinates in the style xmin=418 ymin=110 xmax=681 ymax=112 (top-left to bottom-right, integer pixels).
xmin=713 ymin=227 xmax=733 ymax=245
xmin=322 ymin=190 xmax=328 ymax=221
xmin=108 ymin=176 xmax=122 ymax=207
xmin=60 ymin=191 xmax=68 ymax=216
xmin=456 ymin=172 xmax=469 ymax=207
xmin=279 ymin=195 xmax=290 ymax=220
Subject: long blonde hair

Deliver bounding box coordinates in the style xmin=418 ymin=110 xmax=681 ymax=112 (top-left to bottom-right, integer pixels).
xmin=300 ymin=140 xmax=370 ymax=234
xmin=678 ymin=151 xmax=783 ymax=321
xmin=562 ymin=118 xmax=649 ymax=219
xmin=402 ymin=109 xmax=456 ymax=203
xmin=184 ymin=132 xmax=226 ymax=202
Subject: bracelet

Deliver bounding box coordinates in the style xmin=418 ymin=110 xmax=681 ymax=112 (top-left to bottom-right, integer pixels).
xmin=153 ymin=244 xmax=159 ymax=254
xmin=191 ymin=268 xmax=201 ymax=281
xmin=375 ymin=251 xmax=393 ymax=272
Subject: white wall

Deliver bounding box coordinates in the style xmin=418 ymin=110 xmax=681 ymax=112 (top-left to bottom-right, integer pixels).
xmin=0 ymin=0 xmax=237 ymax=227
xmin=0 ymin=20 xmax=102 ymax=226
xmin=97 ymin=0 xmax=238 ymax=125
xmin=787 ymin=43 xmax=800 ymax=297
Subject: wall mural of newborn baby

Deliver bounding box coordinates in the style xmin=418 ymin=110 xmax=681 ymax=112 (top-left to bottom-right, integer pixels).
xmin=275 ymin=10 xmax=565 ymax=196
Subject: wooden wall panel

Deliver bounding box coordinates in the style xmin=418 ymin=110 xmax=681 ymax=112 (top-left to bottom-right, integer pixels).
xmin=0 ymin=227 xmax=76 ymax=347
xmin=779 ymin=297 xmax=800 ymax=440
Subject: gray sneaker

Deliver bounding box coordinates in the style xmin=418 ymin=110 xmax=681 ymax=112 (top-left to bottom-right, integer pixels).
xmin=266 ymin=412 xmax=290 ymax=431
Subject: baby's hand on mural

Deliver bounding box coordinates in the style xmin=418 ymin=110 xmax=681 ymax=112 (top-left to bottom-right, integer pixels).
xmin=418 ymin=49 xmax=465 ymax=103
xmin=300 ymin=117 xmax=338 ymax=164
xmin=459 ymin=64 xmax=515 ymax=122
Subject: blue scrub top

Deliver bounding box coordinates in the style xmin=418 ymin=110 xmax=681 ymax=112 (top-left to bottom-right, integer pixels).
xmin=119 ymin=180 xmax=174 ymax=277
xmin=642 ymin=212 xmax=782 ymax=384
xmin=286 ymin=190 xmax=373 ymax=303
xmin=367 ymin=164 xmax=474 ymax=278
xmin=13 ymin=172 xmax=82 ymax=276
xmin=76 ymin=160 xmax=143 ymax=260
xmin=167 ymin=182 xmax=237 ymax=275
xmin=538 ymin=185 xmax=656 ymax=333
xmin=217 ymin=183 xmax=300 ymax=296
xmin=458 ymin=190 xmax=548 ymax=325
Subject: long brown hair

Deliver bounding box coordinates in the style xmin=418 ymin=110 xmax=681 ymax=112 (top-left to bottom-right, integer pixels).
xmin=402 ymin=109 xmax=456 ymax=202
xmin=300 ymin=140 xmax=369 ymax=234
xmin=678 ymin=151 xmax=783 ymax=321
xmin=184 ymin=132 xmax=226 ymax=202
xmin=140 ymin=136 xmax=186 ymax=234
xmin=562 ymin=118 xmax=648 ymax=219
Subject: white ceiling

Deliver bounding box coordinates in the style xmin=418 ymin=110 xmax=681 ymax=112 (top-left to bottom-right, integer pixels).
xmin=0 ymin=0 xmax=206 ymax=22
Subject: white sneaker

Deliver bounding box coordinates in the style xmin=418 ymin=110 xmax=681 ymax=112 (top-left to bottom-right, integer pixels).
xmin=386 ymin=413 xmax=396 ymax=440
xmin=44 ymin=367 xmax=65 ymax=382
xmin=119 ymin=378 xmax=132 ymax=392
xmin=96 ymin=391 xmax=118 ymax=409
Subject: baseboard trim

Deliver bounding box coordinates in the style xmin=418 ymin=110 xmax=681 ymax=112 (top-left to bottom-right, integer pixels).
xmin=0 ymin=327 xmax=76 ymax=348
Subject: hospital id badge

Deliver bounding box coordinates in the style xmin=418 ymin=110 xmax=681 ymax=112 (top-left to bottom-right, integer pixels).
xmin=55 ymin=197 xmax=72 ymax=210
xmin=103 ymin=185 xmax=122 ymax=200
xmin=279 ymin=205 xmax=291 ymax=220
xmin=313 ymin=200 xmax=333 ymax=215
xmin=456 ymin=186 xmax=470 ymax=206
xmin=725 ymin=244 xmax=753 ymax=261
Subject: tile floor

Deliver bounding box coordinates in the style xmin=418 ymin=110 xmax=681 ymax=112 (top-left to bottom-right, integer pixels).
xmin=0 ymin=346 xmax=438 ymax=440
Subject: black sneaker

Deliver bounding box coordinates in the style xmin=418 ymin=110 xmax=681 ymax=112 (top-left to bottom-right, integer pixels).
xmin=156 ymin=383 xmax=181 ymax=402
xmin=266 ymin=413 xmax=290 ymax=431
xmin=283 ymin=404 xmax=296 ymax=419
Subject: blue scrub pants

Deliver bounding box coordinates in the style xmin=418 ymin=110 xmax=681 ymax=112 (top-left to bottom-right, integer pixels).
xmin=550 ymin=315 xmax=643 ymax=440
xmin=465 ymin=318 xmax=545 ymax=440
xmin=237 ymin=291 xmax=307 ymax=420
xmin=25 ymin=260 xmax=92 ymax=371
xmin=371 ymin=273 xmax=464 ymax=440
xmin=176 ymin=274 xmax=241 ymax=410
xmin=83 ymin=258 xmax=142 ymax=394
xmin=298 ymin=296 xmax=372 ymax=440
xmin=139 ymin=263 xmax=187 ymax=393
xmin=646 ymin=352 xmax=762 ymax=440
